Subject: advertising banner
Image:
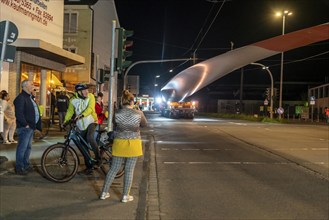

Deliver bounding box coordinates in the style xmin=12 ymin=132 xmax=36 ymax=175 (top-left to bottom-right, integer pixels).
xmin=0 ymin=0 xmax=64 ymax=47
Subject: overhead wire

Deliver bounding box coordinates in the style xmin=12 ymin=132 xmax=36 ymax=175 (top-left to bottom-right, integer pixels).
xmin=193 ymin=0 xmax=227 ymax=55
xmin=180 ymin=2 xmax=217 ymax=57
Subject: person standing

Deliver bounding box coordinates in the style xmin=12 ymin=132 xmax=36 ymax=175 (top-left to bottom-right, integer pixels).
xmin=0 ymin=91 xmax=17 ymax=144
xmin=325 ymin=107 xmax=329 ymax=124
xmin=95 ymin=92 xmax=105 ymax=126
xmin=63 ymin=83 xmax=100 ymax=175
xmin=56 ymin=91 xmax=69 ymax=131
xmin=100 ymin=89 xmax=147 ymax=202
xmin=14 ymin=80 xmax=41 ymax=175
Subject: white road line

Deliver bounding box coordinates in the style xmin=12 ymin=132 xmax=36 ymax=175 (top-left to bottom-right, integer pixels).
xmin=274 ymin=148 xmax=328 ymax=151
xmin=228 ymin=122 xmax=247 ymax=126
xmin=163 ymin=161 xmax=326 ymax=165
xmin=164 ymin=162 xmax=186 ymax=164
xmin=155 ymin=141 xmax=205 ymax=145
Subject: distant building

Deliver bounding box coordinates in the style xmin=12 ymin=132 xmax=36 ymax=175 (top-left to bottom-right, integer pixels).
xmin=308 ymin=83 xmax=329 ymax=121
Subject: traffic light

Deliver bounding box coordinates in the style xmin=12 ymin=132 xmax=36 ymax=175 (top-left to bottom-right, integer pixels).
xmin=265 ymin=87 xmax=271 ymax=100
xmin=99 ymin=69 xmax=110 ymax=84
xmin=116 ymin=28 xmax=134 ymax=72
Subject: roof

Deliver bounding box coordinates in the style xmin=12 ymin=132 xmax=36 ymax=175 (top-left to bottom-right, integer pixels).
xmin=13 ymin=39 xmax=85 ymax=66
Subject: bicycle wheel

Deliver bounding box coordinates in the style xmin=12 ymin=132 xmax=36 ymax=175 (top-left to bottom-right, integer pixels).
xmin=100 ymin=144 xmax=125 ymax=178
xmin=41 ymin=143 xmax=79 ymax=183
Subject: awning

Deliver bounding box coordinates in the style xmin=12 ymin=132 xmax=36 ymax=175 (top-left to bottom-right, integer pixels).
xmin=13 ymin=39 xmax=85 ymax=66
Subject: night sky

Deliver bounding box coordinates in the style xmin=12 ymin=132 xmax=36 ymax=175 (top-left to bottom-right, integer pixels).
xmin=114 ymin=0 xmax=329 ymax=100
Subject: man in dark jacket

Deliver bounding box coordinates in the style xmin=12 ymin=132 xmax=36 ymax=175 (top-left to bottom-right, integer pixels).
xmin=56 ymin=91 xmax=69 ymax=131
xmin=14 ymin=80 xmax=42 ymax=175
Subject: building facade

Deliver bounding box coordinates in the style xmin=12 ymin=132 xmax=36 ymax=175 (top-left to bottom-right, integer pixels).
xmin=1 ymin=0 xmax=120 ymax=118
xmin=63 ymin=1 xmax=120 ymax=105
xmin=0 ymin=0 xmax=84 ymax=118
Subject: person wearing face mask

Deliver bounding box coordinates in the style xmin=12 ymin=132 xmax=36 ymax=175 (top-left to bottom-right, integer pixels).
xmin=63 ymin=83 xmax=100 ymax=175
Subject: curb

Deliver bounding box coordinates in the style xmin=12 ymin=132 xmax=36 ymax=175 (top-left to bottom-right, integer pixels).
xmin=146 ymin=135 xmax=161 ymax=220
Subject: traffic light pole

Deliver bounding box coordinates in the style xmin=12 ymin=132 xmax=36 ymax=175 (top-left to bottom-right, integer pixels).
xmin=107 ymin=20 xmax=116 ymax=132
xmin=123 ymin=58 xmax=193 ymax=90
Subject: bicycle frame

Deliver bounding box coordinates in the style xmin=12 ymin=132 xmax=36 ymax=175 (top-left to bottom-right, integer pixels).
xmin=63 ymin=122 xmax=97 ymax=166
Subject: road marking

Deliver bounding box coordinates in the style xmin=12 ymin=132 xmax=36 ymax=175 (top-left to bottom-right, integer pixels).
xmin=163 ymin=161 xmax=326 ymax=165
xmin=155 ymin=141 xmax=205 ymax=145
xmin=164 ymin=162 xmax=186 ymax=164
xmin=228 ymin=122 xmax=247 ymax=126
xmin=274 ymin=148 xmax=328 ymax=151
xmin=161 ymin=148 xmax=232 ymax=151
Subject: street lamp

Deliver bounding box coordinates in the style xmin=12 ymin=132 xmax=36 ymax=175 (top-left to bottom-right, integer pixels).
xmin=276 ymin=10 xmax=292 ymax=119
xmin=154 ymin=75 xmax=160 ymax=96
xmin=250 ymin=62 xmax=274 ymax=119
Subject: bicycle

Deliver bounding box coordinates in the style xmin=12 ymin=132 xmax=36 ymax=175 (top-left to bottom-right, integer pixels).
xmin=40 ymin=119 xmax=124 ymax=183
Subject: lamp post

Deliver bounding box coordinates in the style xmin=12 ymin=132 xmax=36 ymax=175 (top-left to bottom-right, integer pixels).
xmin=154 ymin=75 xmax=160 ymax=96
xmin=276 ymin=10 xmax=292 ymax=119
xmin=251 ymin=62 xmax=274 ymax=119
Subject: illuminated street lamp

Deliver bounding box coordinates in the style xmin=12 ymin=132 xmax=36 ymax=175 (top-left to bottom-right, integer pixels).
xmin=251 ymin=62 xmax=274 ymax=119
xmin=276 ymin=10 xmax=292 ymax=119
xmin=154 ymin=75 xmax=160 ymax=95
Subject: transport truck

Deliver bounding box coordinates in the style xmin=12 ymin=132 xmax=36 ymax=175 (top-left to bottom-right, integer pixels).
xmin=160 ymin=101 xmax=197 ymax=119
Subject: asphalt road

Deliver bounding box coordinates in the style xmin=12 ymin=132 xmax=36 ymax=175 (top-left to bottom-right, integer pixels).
xmin=1 ymin=113 xmax=328 ymax=220
xmin=147 ymin=114 xmax=328 ymax=219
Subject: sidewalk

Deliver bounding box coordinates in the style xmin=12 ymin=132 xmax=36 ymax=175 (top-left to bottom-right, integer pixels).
xmin=0 ymin=124 xmax=151 ymax=220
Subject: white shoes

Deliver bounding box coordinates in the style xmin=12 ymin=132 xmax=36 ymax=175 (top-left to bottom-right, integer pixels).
xmin=121 ymin=195 xmax=134 ymax=203
xmin=99 ymin=192 xmax=110 ymax=200
xmin=2 ymin=140 xmax=17 ymax=144
xmin=99 ymin=192 xmax=133 ymax=202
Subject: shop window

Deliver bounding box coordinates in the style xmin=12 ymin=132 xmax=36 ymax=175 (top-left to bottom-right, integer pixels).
xmin=64 ymin=12 xmax=78 ymax=33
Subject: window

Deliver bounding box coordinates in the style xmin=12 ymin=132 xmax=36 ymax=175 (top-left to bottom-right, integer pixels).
xmin=64 ymin=47 xmax=77 ymax=54
xmin=64 ymin=12 xmax=78 ymax=33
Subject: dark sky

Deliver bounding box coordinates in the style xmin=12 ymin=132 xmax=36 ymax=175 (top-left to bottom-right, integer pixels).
xmin=114 ymin=0 xmax=329 ymax=97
